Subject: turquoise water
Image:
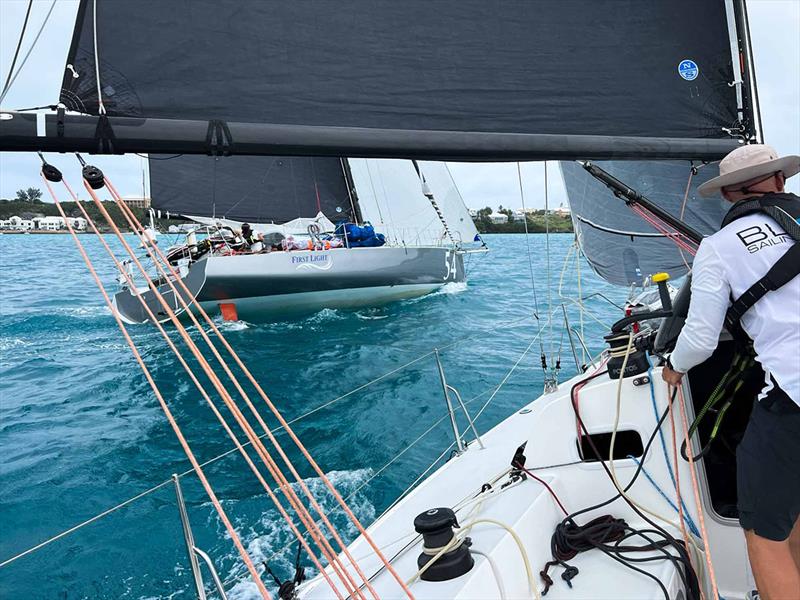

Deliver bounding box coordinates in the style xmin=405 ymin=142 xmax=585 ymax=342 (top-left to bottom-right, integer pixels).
xmin=0 ymin=233 xmax=624 ymax=599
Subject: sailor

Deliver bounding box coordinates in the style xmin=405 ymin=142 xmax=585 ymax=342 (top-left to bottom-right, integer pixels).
xmin=240 ymin=223 xmax=262 ymax=251
xmin=662 ymin=144 xmax=800 ymax=599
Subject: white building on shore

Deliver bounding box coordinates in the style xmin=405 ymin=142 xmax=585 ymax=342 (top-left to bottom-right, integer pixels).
xmin=0 ymin=215 xmax=86 ymax=231
xmin=489 ymin=212 xmax=509 ymax=224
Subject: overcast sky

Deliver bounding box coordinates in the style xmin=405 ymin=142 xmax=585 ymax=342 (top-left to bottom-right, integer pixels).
xmin=1 ymin=0 xmax=797 ymax=209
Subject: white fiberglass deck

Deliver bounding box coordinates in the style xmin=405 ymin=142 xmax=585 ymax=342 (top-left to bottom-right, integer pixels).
xmin=299 ymin=367 xmax=751 ymax=600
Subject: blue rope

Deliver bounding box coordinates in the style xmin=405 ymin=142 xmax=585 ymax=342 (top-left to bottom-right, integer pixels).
xmin=629 ymin=455 xmax=700 ymax=537
xmin=644 ymin=359 xmax=701 ymax=537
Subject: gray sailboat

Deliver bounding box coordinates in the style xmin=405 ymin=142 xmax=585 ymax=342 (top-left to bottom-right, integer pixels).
xmin=113 ymin=155 xmax=481 ymax=323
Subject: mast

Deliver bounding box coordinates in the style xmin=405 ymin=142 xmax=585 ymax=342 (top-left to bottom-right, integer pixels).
xmin=340 ymin=158 xmax=363 ymax=224
xmin=731 ymin=0 xmax=763 ymax=142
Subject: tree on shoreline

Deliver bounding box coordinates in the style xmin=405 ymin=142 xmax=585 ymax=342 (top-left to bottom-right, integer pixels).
xmin=15 ymin=187 xmax=43 ymax=203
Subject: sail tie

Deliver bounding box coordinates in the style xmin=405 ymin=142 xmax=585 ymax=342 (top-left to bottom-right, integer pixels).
xmin=39 ymin=170 xmax=272 ymax=600
xmin=104 ymin=172 xmax=413 ymax=598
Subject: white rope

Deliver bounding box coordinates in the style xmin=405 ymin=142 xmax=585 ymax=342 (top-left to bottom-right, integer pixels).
xmin=0 ymin=0 xmax=57 ymax=106
xmin=92 ymin=0 xmax=106 ymax=114
xmin=471 ymin=549 xmax=507 ymax=599
xmin=405 ymin=518 xmax=540 ymax=600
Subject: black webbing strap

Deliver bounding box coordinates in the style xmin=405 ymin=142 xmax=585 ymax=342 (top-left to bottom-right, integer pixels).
xmin=205 ymin=119 xmax=234 ymax=156
xmin=93 ymin=114 xmax=116 ymax=154
xmin=725 ymin=242 xmax=800 ymax=336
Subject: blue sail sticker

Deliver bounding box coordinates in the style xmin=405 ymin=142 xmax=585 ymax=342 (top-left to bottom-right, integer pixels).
xmin=678 ymin=59 xmax=699 ymax=81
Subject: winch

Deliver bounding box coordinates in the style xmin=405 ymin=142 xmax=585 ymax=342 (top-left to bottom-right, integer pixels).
xmin=413 ymin=507 xmax=474 ymax=581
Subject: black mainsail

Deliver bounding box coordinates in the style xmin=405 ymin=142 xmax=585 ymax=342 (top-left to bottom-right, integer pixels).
xmin=1 ymin=0 xmax=754 ymax=160
xmin=149 ymin=155 xmax=355 ymax=223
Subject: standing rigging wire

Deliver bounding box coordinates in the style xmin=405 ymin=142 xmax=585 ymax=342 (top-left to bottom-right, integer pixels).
xmin=542 ymin=163 xmax=558 ymax=389
xmin=96 ymin=182 xmax=373 ymax=600
xmin=0 ymin=0 xmax=57 ymax=106
xmin=40 ymin=174 xmax=272 ymax=600
xmin=102 ymin=174 xmax=416 ymax=599
xmin=1 ymin=0 xmax=32 ymax=99
xmin=675 ymin=166 xmax=697 ymax=271
xmin=53 ymin=175 xmax=348 ymax=598
xmin=516 ymin=162 xmax=549 ymax=378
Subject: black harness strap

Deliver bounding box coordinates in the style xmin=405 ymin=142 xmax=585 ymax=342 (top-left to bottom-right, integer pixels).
xmin=722 ymin=194 xmax=800 ymax=337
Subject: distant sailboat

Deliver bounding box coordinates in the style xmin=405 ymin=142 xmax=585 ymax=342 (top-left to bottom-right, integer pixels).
xmin=112 ymin=154 xmax=481 ymax=323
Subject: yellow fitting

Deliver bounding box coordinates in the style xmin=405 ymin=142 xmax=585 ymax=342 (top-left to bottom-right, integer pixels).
xmin=652 ymin=272 xmax=670 ymax=283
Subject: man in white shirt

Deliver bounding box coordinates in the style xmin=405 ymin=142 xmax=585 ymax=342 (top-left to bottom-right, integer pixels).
xmin=662 ymin=144 xmax=800 ymax=600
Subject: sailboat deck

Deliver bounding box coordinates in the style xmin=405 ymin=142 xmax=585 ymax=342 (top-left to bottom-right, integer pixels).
xmin=300 ymin=368 xmax=700 ymax=599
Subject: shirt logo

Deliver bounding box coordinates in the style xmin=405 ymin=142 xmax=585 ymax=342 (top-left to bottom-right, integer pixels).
xmin=736 ymin=222 xmax=792 ymax=253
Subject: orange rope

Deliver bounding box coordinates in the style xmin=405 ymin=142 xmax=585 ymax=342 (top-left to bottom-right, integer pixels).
xmin=80 ymin=182 xmax=361 ymax=597
xmin=107 ymin=178 xmax=415 ymax=598
xmin=42 ymin=175 xmax=272 ymax=600
xmin=59 ymin=179 xmax=343 ymax=598
xmin=676 ymin=385 xmax=720 ymax=600
xmin=667 ymin=384 xmax=704 ymax=600
xmin=107 ymin=179 xmax=405 ymax=598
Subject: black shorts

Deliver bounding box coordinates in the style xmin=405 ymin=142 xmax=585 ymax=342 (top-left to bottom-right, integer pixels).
xmin=736 ymin=379 xmax=800 ymax=541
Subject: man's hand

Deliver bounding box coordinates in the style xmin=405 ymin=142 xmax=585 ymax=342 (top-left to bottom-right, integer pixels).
xmin=662 ymin=364 xmax=684 ymax=387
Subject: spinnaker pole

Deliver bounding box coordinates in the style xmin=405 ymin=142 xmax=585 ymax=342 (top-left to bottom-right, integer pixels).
xmin=580 ymin=161 xmax=705 ymax=244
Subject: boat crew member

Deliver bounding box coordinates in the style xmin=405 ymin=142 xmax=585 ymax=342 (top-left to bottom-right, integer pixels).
xmin=240 ymin=223 xmax=263 ymax=251
xmin=662 ymin=144 xmax=800 ymax=600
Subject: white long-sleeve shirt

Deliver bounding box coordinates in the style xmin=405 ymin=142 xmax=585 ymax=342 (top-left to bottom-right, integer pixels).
xmin=670 ymin=211 xmax=800 ymax=406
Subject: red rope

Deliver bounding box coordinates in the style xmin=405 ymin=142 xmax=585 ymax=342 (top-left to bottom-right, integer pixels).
xmin=516 ymin=465 xmax=570 ymax=516
xmin=629 ymin=204 xmax=699 ymax=256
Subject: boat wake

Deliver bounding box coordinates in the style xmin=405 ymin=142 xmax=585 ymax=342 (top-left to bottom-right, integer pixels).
xmin=212 ymin=468 xmax=375 ymax=600
xmin=408 ymin=280 xmax=468 ymax=303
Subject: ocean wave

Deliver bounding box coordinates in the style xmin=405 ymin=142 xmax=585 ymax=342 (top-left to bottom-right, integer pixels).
xmin=355 ymin=308 xmax=389 ymax=320
xmin=212 ymin=468 xmax=375 ymax=600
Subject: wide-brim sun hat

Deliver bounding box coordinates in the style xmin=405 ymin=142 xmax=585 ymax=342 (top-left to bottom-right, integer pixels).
xmin=698 ymin=143 xmax=800 ymax=197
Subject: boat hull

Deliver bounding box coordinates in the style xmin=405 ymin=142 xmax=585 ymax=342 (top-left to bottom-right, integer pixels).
xmin=113 ymin=246 xmax=464 ymax=323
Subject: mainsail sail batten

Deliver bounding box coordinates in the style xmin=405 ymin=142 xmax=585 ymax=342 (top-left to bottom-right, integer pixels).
xmin=32 ymin=0 xmax=751 ymax=160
